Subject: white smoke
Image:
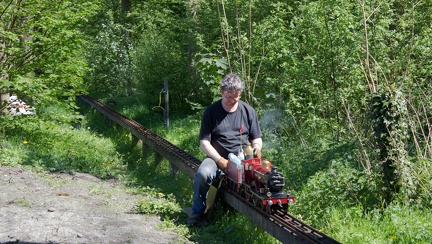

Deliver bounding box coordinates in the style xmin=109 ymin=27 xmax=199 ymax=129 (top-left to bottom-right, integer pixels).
xmin=260 ymin=109 xmax=283 ymax=152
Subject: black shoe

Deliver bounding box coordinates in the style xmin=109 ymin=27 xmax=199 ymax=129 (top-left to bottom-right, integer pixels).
xmin=187 ymin=213 xmax=206 ymax=226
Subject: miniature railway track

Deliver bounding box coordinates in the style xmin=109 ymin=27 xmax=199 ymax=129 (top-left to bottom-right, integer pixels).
xmin=79 ymin=95 xmax=341 ymax=244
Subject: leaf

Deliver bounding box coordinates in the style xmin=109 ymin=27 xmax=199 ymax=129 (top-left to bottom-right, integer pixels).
xmin=215 ymin=58 xmax=228 ymax=69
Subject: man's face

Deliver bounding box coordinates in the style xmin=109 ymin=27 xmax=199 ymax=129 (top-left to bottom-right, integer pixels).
xmin=222 ymin=90 xmax=241 ymax=107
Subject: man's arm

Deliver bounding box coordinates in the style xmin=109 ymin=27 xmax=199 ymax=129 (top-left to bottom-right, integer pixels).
xmin=200 ymin=139 xmax=228 ymax=169
xmin=251 ymin=138 xmax=262 ymax=158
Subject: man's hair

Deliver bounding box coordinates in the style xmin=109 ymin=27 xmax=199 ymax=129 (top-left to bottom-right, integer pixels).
xmin=220 ymin=73 xmax=244 ymax=92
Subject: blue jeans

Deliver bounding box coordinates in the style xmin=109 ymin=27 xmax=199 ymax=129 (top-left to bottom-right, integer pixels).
xmin=191 ymin=158 xmax=221 ymax=215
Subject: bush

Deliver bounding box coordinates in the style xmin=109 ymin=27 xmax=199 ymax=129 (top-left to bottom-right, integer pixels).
xmin=0 ymin=105 xmax=126 ymax=179
xmin=327 ymin=204 xmax=432 ymax=244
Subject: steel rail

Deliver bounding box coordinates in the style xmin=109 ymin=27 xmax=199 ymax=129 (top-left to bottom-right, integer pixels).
xmin=79 ymin=95 xmax=200 ymax=178
xmin=79 ymin=95 xmax=341 ymax=244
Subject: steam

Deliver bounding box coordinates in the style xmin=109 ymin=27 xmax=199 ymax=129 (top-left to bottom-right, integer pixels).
xmin=260 ymin=109 xmax=283 ymax=151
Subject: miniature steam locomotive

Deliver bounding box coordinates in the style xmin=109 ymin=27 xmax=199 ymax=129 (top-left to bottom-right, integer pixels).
xmin=225 ymin=158 xmax=295 ymax=213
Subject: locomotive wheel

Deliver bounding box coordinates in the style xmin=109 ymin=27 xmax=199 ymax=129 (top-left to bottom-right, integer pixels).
xmin=252 ymin=195 xmax=263 ymax=209
xmin=228 ymin=180 xmax=237 ymax=191
xmin=266 ymin=203 xmax=272 ymax=214
xmin=252 ymin=195 xmax=259 ymax=207
xmin=245 ymin=192 xmax=251 ymax=202
xmin=239 ymin=187 xmax=245 ymax=197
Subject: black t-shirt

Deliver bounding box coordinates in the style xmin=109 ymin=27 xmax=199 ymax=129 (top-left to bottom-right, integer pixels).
xmin=199 ymin=100 xmax=262 ymax=159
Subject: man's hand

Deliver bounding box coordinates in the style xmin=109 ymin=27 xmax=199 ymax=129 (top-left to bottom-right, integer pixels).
xmin=216 ymin=157 xmax=229 ymax=170
xmin=253 ymin=146 xmax=262 ymax=158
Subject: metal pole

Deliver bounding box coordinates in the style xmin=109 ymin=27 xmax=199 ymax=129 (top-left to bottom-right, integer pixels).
xmin=164 ymin=78 xmax=169 ymax=129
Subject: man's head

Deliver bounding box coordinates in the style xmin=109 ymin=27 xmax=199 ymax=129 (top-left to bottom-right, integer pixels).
xmin=220 ymin=73 xmax=244 ymax=93
xmin=220 ymin=73 xmax=243 ymax=109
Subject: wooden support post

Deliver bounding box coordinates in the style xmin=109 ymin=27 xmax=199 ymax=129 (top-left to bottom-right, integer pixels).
xmin=154 ymin=152 xmax=163 ymax=164
xmin=154 ymin=152 xmax=163 ymax=169
xmin=131 ymin=134 xmax=139 ymax=148
xmin=169 ymin=162 xmax=179 ymax=178
xmin=142 ymin=143 xmax=151 ymax=160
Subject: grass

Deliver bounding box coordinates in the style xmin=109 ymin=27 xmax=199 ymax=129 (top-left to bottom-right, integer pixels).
xmin=1 ymin=96 xmax=432 ymax=243
xmin=0 ymin=137 xmax=29 ymax=167
xmin=326 ymin=205 xmax=432 ymax=244
xmin=13 ymin=198 xmax=31 ymax=208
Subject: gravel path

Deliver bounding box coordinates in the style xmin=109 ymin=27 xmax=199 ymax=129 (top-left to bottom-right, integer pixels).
xmin=0 ymin=166 xmax=191 ymax=244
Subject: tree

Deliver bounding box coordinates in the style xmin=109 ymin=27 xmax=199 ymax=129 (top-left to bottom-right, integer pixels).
xmin=0 ymin=0 xmax=101 ymax=113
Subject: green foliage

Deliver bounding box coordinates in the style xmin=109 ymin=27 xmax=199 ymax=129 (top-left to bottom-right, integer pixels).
xmin=326 ymin=205 xmax=432 ymax=244
xmin=187 ymin=207 xmax=279 ymax=243
xmin=0 ymin=136 xmax=29 ymax=167
xmin=192 ymin=0 xmax=285 ymax=106
xmin=291 ymin=161 xmax=379 ymax=225
xmin=193 ymin=53 xmax=228 ymax=102
xmin=0 ymin=105 xmax=125 ymax=178
xmin=136 ymin=187 xmax=182 ymax=216
xmin=368 ymin=90 xmax=414 ymax=205
xmin=131 ymin=31 xmax=194 ymax=112
xmin=0 ymin=0 xmax=99 ymax=112
xmin=84 ymin=11 xmax=133 ymax=97
xmin=83 ymin=0 xmax=199 ymax=113
xmin=404 ymin=158 xmax=432 ymax=207
xmin=161 ymin=115 xmax=204 ymax=159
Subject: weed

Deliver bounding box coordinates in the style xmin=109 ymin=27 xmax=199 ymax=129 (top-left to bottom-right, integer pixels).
xmin=11 ymin=198 xmax=31 ymax=208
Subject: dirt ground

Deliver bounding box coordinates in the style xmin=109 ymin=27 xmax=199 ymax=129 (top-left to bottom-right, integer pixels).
xmin=0 ymin=166 xmax=192 ymax=244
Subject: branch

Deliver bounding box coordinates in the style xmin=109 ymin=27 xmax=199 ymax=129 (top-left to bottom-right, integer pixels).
xmin=0 ymin=0 xmax=17 ymax=19
xmin=358 ymin=0 xmax=376 ymax=93
xmin=343 ymin=101 xmax=372 ymax=173
xmin=216 ymin=0 xmax=231 ymax=70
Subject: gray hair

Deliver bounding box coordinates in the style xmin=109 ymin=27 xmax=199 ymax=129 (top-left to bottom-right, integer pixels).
xmin=220 ymin=73 xmax=244 ymax=92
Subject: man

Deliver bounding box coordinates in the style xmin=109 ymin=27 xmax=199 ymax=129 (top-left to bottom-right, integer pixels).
xmin=188 ymin=73 xmax=263 ymax=225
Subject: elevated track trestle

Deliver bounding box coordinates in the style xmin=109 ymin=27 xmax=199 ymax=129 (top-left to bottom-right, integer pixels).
xmin=79 ymin=95 xmax=341 ymax=244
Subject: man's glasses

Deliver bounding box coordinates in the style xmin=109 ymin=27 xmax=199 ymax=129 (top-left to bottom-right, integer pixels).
xmin=222 ymin=90 xmax=241 ymax=100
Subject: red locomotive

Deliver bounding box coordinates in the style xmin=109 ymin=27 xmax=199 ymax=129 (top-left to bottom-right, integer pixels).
xmin=225 ymin=157 xmax=295 ymax=213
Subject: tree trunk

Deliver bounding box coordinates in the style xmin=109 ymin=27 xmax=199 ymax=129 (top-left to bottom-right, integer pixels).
xmin=1 ymin=93 xmax=10 ymax=115
xmin=121 ymin=0 xmax=131 ymax=12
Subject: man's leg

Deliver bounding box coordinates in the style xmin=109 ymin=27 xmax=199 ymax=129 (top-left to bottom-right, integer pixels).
xmin=188 ymin=158 xmax=218 ymax=225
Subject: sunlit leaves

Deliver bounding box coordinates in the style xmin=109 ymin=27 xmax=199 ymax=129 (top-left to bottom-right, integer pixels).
xmin=0 ymin=0 xmax=100 ymax=112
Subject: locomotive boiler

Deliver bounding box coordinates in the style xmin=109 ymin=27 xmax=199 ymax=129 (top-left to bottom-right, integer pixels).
xmin=225 ymin=157 xmax=295 ymax=213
